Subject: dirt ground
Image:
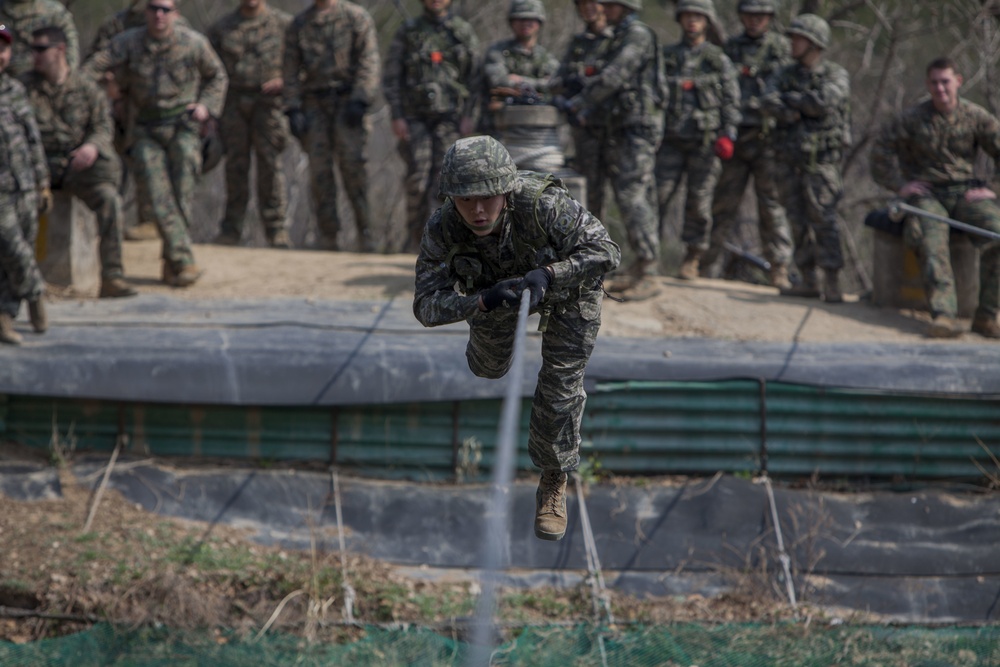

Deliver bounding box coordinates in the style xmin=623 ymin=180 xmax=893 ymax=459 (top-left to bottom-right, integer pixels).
xmin=104 ymin=238 xmax=987 ymax=346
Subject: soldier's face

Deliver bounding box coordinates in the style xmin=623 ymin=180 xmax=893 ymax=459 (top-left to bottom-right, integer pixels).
xmin=423 ymin=0 xmax=451 ymax=17
xmin=146 ymin=1 xmax=177 ymax=37
xmin=241 ymin=0 xmax=263 ymax=11
xmin=789 ymin=34 xmax=812 ymax=60
xmin=740 ymin=12 xmax=771 ymax=38
xmin=0 ymin=41 xmax=10 ymax=73
xmin=30 ymin=37 xmax=63 ymax=77
xmin=511 ymin=18 xmax=541 ymax=41
xmin=679 ymin=12 xmax=707 ymax=40
xmin=576 ymin=0 xmax=603 ymax=26
xmin=602 ymin=4 xmax=625 ymax=25
xmin=454 ymin=194 xmax=507 ymax=237
xmin=926 ymin=67 xmax=962 ymax=114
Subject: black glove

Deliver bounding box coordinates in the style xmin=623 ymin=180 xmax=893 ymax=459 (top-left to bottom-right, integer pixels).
xmin=480 ymin=278 xmax=522 ymax=312
xmin=780 ymin=91 xmax=804 ymax=110
xmin=521 ymin=267 xmax=552 ymax=308
xmin=344 ymin=99 xmax=368 ymax=127
xmin=797 ymin=91 xmax=824 ymax=118
xmin=286 ymin=108 xmax=308 ymax=140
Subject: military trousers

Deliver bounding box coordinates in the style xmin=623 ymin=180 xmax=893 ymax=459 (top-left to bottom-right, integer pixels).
xmin=705 ymin=128 xmax=792 ymax=269
xmin=906 ymin=188 xmax=1000 ymax=319
xmin=605 ymin=124 xmax=660 ymax=264
xmin=302 ymin=95 xmax=370 ymax=249
xmin=772 ymin=157 xmax=844 ymax=275
xmin=655 ymin=137 xmax=722 ymax=249
xmin=570 ymin=124 xmax=609 ymax=222
xmin=0 ymin=189 xmax=43 ymax=318
xmin=219 ymin=91 xmax=289 ymax=240
xmin=465 ymin=290 xmax=603 ymax=472
xmin=131 ymin=117 xmax=201 ymax=271
xmin=397 ymin=115 xmax=459 ymax=254
xmin=57 ymin=154 xmax=126 ymax=281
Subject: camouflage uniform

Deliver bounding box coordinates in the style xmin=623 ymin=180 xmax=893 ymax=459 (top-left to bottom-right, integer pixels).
xmin=703 ymin=28 xmax=792 ymax=275
xmin=871 ymin=98 xmax=1000 ymax=320
xmin=383 ymin=7 xmax=479 ymax=253
xmin=283 ymin=2 xmax=380 ymax=251
xmin=567 ymin=10 xmax=664 ymax=274
xmin=21 ymin=69 xmax=126 ymax=282
xmin=0 ymin=71 xmax=47 ymax=318
xmin=414 ymin=151 xmax=620 ymax=473
xmin=209 ymin=5 xmax=292 ymax=244
xmin=762 ymin=58 xmax=849 ymax=279
xmin=0 ymin=0 xmax=78 ymax=77
xmin=84 ymin=25 xmax=228 ymax=276
xmin=655 ymin=39 xmax=740 ymax=250
xmin=553 ymin=22 xmax=614 ymax=220
xmin=479 ymin=37 xmax=559 ymax=136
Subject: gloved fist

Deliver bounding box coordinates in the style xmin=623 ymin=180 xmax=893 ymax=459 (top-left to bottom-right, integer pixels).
xmin=781 ymin=91 xmax=803 ymax=110
xmin=521 ymin=267 xmax=552 ymax=308
xmin=714 ymin=136 xmax=735 ymax=161
xmin=344 ymin=99 xmax=368 ymax=127
xmin=480 ymin=277 xmax=522 ymax=312
xmin=285 ymin=108 xmax=308 ymax=140
xmin=38 ymin=187 xmax=53 ymax=214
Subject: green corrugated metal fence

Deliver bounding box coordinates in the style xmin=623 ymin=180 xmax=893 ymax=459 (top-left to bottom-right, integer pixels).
xmin=3 ymin=380 xmax=999 ymax=480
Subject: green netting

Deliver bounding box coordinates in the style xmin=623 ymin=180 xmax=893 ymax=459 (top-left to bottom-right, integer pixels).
xmin=1 ymin=622 xmax=998 ymax=666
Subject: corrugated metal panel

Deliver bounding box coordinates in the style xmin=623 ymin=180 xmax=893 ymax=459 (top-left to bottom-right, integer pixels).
xmin=3 ymin=382 xmax=999 ymax=480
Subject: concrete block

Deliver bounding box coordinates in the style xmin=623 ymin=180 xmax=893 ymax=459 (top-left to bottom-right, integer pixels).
xmin=871 ymin=230 xmax=979 ymax=317
xmin=35 ymin=191 xmax=101 ymax=293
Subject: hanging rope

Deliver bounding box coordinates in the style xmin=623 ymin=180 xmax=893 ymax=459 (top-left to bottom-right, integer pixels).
xmin=760 ymin=475 xmax=798 ymax=609
xmin=332 ymin=468 xmax=356 ymax=623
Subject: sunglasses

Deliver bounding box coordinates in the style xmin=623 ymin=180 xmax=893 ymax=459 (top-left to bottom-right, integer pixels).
xmin=147 ymin=4 xmax=175 ymax=14
xmin=30 ymin=44 xmax=56 ymax=53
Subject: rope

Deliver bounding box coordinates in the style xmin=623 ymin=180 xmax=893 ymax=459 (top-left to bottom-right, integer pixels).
xmin=760 ymin=475 xmax=798 ymax=609
xmin=467 ymin=292 xmax=532 ymax=667
xmin=573 ymin=474 xmax=612 ymax=667
xmin=332 ymin=469 xmax=356 ymax=623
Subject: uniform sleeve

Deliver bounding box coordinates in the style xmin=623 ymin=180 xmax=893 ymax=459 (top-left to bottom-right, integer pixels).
xmin=196 ymin=37 xmax=229 ymax=117
xmin=382 ymin=25 xmax=407 ymax=120
xmin=413 ymin=210 xmax=482 ymax=327
xmin=521 ymin=50 xmax=559 ymax=93
xmin=869 ymin=115 xmax=907 ymax=193
xmin=759 ymin=67 xmax=786 ymax=115
xmin=482 ymin=43 xmax=510 ymax=90
xmin=84 ymin=82 xmax=115 ymax=157
xmin=282 ymin=20 xmax=303 ymax=109
xmin=798 ymin=64 xmax=849 ymax=119
xmin=540 ymin=189 xmax=621 ymax=288
xmin=350 ymin=9 xmax=381 ymax=106
xmin=81 ymin=32 xmax=129 ymax=83
xmin=719 ymin=52 xmax=741 ymax=138
xmin=576 ymin=23 xmax=652 ymax=110
xmin=974 ymin=106 xmax=1000 ymax=164
xmin=14 ymin=86 xmax=49 ymax=190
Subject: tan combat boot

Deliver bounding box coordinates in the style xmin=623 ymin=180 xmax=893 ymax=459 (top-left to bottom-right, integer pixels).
xmin=0 ymin=313 xmax=22 ymax=345
xmin=821 ymin=269 xmax=843 ymax=304
xmin=269 ymin=229 xmax=292 ymax=249
xmin=927 ymin=314 xmax=963 ymax=339
xmin=677 ymin=246 xmax=702 ymax=281
xmin=779 ymin=269 xmax=820 ymax=298
xmin=171 ymin=264 xmax=204 ymax=288
xmin=769 ymin=264 xmax=791 ymax=291
xmin=971 ymin=310 xmax=1000 ymax=339
xmin=212 ymin=230 xmax=240 ymax=246
xmin=100 ymin=277 xmax=138 ymax=298
xmin=28 ymin=298 xmax=47 ymax=333
xmin=534 ymin=470 xmax=568 ymax=541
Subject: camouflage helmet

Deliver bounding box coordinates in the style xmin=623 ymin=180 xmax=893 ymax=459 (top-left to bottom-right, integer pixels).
xmin=509 ymin=0 xmax=546 ymax=22
xmin=597 ymin=0 xmax=643 ymax=12
xmin=675 ymin=0 xmax=718 ymax=23
xmin=737 ymin=0 xmax=776 ymax=14
xmin=439 ymin=136 xmax=518 ymax=198
xmin=786 ymin=13 xmax=830 ymax=49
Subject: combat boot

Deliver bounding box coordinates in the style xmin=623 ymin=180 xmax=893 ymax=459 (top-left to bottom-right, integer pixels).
xmin=769 ymin=264 xmax=792 ymax=291
xmin=269 ymin=229 xmax=292 ymax=249
xmin=779 ymin=269 xmax=820 ymax=298
xmin=605 ymin=259 xmax=651 ymax=293
xmin=677 ymin=246 xmax=702 ymax=281
xmin=100 ymin=277 xmax=138 ymax=299
xmin=0 ymin=313 xmax=22 ymax=345
xmin=821 ymin=269 xmax=843 ymax=304
xmin=971 ymin=310 xmax=1000 ymax=339
xmin=124 ymin=222 xmax=159 ymax=241
xmin=212 ymin=230 xmax=240 ymax=246
xmin=534 ymin=470 xmax=568 ymax=541
xmin=28 ymin=298 xmax=47 ymax=333
xmin=927 ymin=314 xmax=963 ymax=339
xmin=171 ymin=264 xmax=204 ymax=288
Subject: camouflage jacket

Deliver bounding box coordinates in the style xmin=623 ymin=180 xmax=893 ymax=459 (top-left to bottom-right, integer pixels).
xmin=414 ymin=172 xmax=621 ymax=327
xmin=552 ymin=25 xmax=614 ymax=126
xmin=662 ymin=39 xmax=740 ymax=143
xmin=482 ymin=38 xmax=559 ymax=98
xmin=383 ymin=10 xmax=479 ymax=121
xmin=762 ymin=59 xmax=851 ymax=159
xmin=209 ymin=6 xmax=292 ymax=93
xmin=0 ymin=72 xmax=48 ymax=192
xmin=282 ymin=2 xmax=380 ymax=109
xmin=21 ymin=69 xmax=115 ymax=177
xmin=571 ymin=13 xmax=666 ymax=130
xmin=86 ymin=3 xmax=190 ymax=59
xmin=83 ymin=25 xmax=228 ymax=121
xmin=724 ymin=29 xmax=789 ymax=129
xmin=871 ymin=98 xmax=1000 ymax=193
xmin=0 ymin=0 xmax=79 ymax=77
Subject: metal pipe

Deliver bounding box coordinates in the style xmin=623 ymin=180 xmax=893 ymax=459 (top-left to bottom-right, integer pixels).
xmin=889 ymin=201 xmax=1000 ymax=242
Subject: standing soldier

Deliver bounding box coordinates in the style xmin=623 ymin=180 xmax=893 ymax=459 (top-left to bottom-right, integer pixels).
xmin=209 ymin=0 xmax=292 ymax=249
xmin=22 ymin=26 xmax=136 ymax=299
xmin=552 ymin=0 xmax=614 ymax=221
xmin=283 ymin=0 xmax=380 ymax=252
xmin=414 ymin=136 xmax=620 ymax=541
xmin=871 ymin=57 xmax=1000 ymax=339
xmin=0 ymin=24 xmax=49 ymax=344
xmin=762 ymin=13 xmax=849 ymax=303
xmin=562 ymin=0 xmax=665 ymax=301
xmin=479 ymin=0 xmax=559 ymax=137
xmin=655 ymin=0 xmax=741 ymax=281
xmin=383 ymin=0 xmax=479 ymax=254
xmin=0 ymin=0 xmax=77 ymax=77
xmin=701 ymin=0 xmax=792 ymax=289
xmin=84 ymin=0 xmax=228 ymax=288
